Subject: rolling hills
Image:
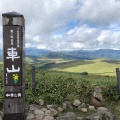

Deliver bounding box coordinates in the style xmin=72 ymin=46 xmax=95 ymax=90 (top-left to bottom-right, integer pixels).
xmin=51 ymin=59 xmax=119 ymax=76
xmin=1 ymin=48 xmax=120 ymax=76
xmin=0 ymin=48 xmax=120 ymax=60
xmin=25 ymin=48 xmax=120 ymax=60
xmin=24 ymin=48 xmax=120 ymax=76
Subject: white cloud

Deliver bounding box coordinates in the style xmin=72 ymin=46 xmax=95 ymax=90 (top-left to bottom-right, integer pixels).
xmin=78 ymin=0 xmax=120 ymax=26
xmin=63 ymin=24 xmax=120 ymax=50
xmin=0 ymin=0 xmax=120 ymax=50
xmin=72 ymin=42 xmax=84 ymax=49
xmin=33 ymin=36 xmax=41 ymax=43
xmin=65 ymin=25 xmax=100 ymax=43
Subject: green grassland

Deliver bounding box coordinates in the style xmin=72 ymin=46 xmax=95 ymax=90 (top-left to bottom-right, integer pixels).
xmin=25 ymin=57 xmax=120 ymax=76
xmin=38 ymin=58 xmax=73 ymax=63
xmin=0 ymin=57 xmax=120 ymax=118
xmin=22 ymin=66 xmax=120 ymax=119
xmin=0 ymin=63 xmax=120 ymax=118
xmin=50 ymin=59 xmax=120 ymax=76
xmin=25 ymin=57 xmax=34 ymax=64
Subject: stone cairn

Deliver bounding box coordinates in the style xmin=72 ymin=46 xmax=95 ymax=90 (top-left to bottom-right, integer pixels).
xmin=0 ymin=86 xmax=114 ymax=120
xmin=90 ymin=86 xmax=104 ymax=108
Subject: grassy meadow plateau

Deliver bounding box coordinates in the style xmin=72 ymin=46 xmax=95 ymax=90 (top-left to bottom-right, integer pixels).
xmin=29 ymin=57 xmax=120 ymax=76
xmin=26 ymin=57 xmax=120 ymax=118
xmin=0 ymin=56 xmax=120 ymax=118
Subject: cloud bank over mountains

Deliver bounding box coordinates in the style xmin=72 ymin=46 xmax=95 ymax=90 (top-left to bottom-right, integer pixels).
xmin=0 ymin=0 xmax=120 ymax=50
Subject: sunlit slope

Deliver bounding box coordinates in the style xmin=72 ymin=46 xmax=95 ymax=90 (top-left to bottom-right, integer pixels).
xmin=52 ymin=59 xmax=120 ymax=76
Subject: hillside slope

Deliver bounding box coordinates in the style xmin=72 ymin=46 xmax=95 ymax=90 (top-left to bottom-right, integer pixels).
xmin=51 ymin=59 xmax=119 ymax=76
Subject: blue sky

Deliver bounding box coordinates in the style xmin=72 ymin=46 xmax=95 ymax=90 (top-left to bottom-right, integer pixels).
xmin=0 ymin=0 xmax=120 ymax=51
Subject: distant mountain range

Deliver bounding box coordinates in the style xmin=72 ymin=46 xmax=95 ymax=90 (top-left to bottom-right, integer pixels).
xmin=25 ymin=48 xmax=120 ymax=60
xmin=25 ymin=48 xmax=50 ymax=58
xmin=1 ymin=48 xmax=120 ymax=60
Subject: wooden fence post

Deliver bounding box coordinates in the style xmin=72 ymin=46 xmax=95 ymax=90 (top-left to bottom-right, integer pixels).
xmin=31 ymin=66 xmax=36 ymax=93
xmin=2 ymin=11 xmax=25 ymax=120
xmin=116 ymin=68 xmax=120 ymax=94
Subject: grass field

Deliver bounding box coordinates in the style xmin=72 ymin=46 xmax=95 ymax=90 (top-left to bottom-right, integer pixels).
xmin=0 ymin=61 xmax=120 ymax=118
xmin=38 ymin=58 xmax=73 ymax=63
xmin=51 ymin=59 xmax=120 ymax=76
xmin=25 ymin=66 xmax=120 ymax=119
xmin=26 ymin=57 xmax=120 ymax=76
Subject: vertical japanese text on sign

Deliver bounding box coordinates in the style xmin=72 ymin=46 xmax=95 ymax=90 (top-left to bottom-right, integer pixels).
xmin=4 ymin=26 xmax=22 ymax=85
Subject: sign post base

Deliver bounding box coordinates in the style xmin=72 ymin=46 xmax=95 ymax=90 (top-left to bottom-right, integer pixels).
xmin=3 ymin=113 xmax=26 ymax=120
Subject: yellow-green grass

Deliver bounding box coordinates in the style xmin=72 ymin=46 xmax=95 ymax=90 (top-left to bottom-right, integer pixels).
xmin=38 ymin=58 xmax=73 ymax=63
xmin=25 ymin=57 xmax=34 ymax=64
xmin=0 ymin=62 xmax=2 ymax=64
xmin=52 ymin=59 xmax=119 ymax=76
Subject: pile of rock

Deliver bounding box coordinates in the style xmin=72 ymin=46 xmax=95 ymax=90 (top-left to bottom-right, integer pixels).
xmin=0 ymin=99 xmax=114 ymax=120
xmin=27 ymin=99 xmax=114 ymax=120
xmin=0 ymin=86 xmax=114 ymax=120
xmin=26 ymin=86 xmax=115 ymax=120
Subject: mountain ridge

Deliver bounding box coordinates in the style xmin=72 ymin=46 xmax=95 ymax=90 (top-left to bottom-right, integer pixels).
xmin=25 ymin=48 xmax=120 ymax=60
xmin=0 ymin=48 xmax=120 ymax=60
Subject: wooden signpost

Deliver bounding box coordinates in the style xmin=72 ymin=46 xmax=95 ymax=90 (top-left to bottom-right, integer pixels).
xmin=116 ymin=68 xmax=120 ymax=94
xmin=2 ymin=12 xmax=25 ymax=120
xmin=31 ymin=66 xmax=36 ymax=93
